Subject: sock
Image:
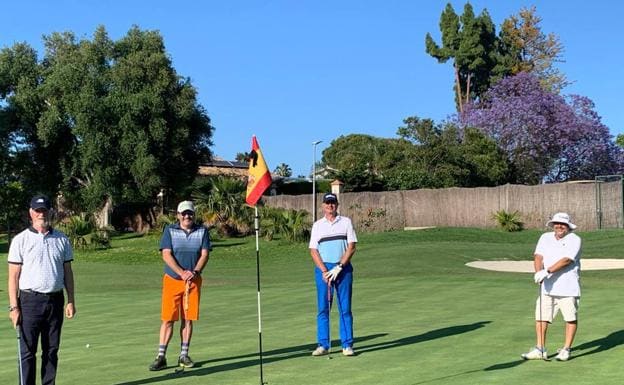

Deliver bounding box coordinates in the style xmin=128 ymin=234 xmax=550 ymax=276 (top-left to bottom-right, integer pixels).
xmin=158 ymin=344 xmax=167 ymax=357
xmin=180 ymin=342 xmax=190 ymax=357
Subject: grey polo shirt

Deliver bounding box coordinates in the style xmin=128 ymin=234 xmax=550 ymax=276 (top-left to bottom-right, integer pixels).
xmin=8 ymin=227 xmax=73 ymax=293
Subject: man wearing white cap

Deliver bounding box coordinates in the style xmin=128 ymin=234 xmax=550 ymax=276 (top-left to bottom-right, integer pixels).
xmin=522 ymin=212 xmax=581 ymax=362
xmin=149 ymin=200 xmax=211 ymax=371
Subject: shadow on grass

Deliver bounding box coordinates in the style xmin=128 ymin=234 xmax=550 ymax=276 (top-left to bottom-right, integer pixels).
xmin=571 ymin=329 xmax=624 ymax=359
xmin=357 ymin=320 xmax=492 ymax=355
xmin=112 ymin=333 xmax=387 ymax=385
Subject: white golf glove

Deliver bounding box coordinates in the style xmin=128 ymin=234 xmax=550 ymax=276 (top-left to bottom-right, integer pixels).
xmin=325 ymin=265 xmax=343 ymax=282
xmin=533 ymin=269 xmax=552 ymax=283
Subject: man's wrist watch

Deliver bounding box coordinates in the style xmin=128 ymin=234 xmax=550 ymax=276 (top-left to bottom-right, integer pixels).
xmin=8 ymin=305 xmax=18 ymax=312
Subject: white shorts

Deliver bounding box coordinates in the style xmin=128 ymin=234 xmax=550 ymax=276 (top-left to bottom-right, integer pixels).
xmin=535 ymin=294 xmax=579 ymax=322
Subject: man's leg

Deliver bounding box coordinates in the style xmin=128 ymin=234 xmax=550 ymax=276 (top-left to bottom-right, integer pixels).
xmin=314 ymin=267 xmax=330 ymax=350
xmin=335 ymin=266 xmax=353 ymax=349
xmin=40 ymin=294 xmax=64 ymax=385
xmin=563 ymin=321 xmax=577 ymax=349
xmin=18 ymin=292 xmax=44 ymax=385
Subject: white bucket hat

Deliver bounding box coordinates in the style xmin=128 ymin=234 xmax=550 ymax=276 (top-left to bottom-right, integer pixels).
xmin=546 ymin=212 xmax=577 ymax=230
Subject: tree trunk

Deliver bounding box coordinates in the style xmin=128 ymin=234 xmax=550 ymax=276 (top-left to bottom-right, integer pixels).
xmin=454 ymin=64 xmax=463 ymax=114
xmin=94 ymin=195 xmax=113 ymax=229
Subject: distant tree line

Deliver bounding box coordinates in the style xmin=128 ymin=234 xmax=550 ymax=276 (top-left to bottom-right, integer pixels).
xmin=321 ymin=3 xmax=623 ymax=192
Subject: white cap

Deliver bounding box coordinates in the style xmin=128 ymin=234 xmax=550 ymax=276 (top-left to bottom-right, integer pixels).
xmin=177 ymin=200 xmax=195 ymax=213
xmin=546 ymin=212 xmax=576 ymax=230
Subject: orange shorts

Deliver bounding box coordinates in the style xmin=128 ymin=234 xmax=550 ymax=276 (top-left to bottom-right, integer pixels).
xmin=161 ymin=274 xmax=202 ymax=321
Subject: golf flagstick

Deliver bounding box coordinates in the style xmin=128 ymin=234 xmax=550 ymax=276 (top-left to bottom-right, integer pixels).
xmin=17 ymin=326 xmax=24 ymax=385
xmin=254 ymin=206 xmax=267 ymax=384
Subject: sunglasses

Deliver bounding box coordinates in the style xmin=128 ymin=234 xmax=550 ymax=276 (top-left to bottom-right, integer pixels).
xmin=180 ymin=211 xmax=194 ymax=217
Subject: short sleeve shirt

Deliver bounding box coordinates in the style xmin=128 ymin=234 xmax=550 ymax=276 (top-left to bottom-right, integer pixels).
xmin=534 ymin=231 xmax=582 ymax=297
xmin=309 ymin=215 xmax=357 ymax=263
xmin=160 ymin=223 xmax=211 ymax=279
xmin=8 ymin=227 xmax=73 ymax=293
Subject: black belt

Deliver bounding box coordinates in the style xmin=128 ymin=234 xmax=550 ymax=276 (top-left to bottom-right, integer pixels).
xmin=20 ymin=289 xmax=63 ymax=297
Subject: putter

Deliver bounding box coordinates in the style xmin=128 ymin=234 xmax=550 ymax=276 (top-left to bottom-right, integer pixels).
xmin=175 ymin=281 xmax=192 ymax=374
xmin=183 ymin=281 xmax=191 ymax=313
xmin=17 ymin=326 xmax=24 ymax=385
xmin=538 ymin=282 xmax=551 ymax=361
xmin=327 ymin=280 xmax=333 ymax=360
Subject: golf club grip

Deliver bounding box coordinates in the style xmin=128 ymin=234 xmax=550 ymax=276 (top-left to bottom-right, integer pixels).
xmin=183 ymin=282 xmax=190 ymax=312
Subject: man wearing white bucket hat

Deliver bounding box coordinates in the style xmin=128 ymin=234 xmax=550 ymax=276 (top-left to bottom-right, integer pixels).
xmin=521 ymin=212 xmax=581 ymax=362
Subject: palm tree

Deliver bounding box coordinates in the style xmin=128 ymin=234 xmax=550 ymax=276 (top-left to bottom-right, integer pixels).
xmin=273 ymin=163 xmax=292 ymax=177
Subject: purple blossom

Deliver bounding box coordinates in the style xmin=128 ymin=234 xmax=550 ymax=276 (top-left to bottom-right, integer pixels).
xmin=459 ymin=72 xmax=622 ymax=183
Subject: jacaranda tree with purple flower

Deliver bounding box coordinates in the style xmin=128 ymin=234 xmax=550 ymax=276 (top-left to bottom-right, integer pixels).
xmin=460 ymin=72 xmax=622 ymax=184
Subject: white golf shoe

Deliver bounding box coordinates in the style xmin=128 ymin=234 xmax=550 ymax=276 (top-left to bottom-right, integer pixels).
xmin=555 ymin=348 xmax=570 ymax=361
xmin=311 ymin=346 xmax=329 ymax=356
xmin=521 ymin=347 xmax=547 ymax=360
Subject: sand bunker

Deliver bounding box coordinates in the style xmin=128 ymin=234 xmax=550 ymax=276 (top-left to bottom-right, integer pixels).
xmin=466 ymin=259 xmax=624 ymax=272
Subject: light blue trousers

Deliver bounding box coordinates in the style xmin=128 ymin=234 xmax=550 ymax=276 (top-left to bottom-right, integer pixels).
xmin=315 ymin=263 xmax=353 ymax=349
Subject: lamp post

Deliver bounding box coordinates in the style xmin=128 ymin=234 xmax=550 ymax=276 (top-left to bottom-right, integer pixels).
xmin=312 ymin=140 xmax=322 ymax=222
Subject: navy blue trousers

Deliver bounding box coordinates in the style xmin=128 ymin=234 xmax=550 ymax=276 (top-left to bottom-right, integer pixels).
xmin=19 ymin=290 xmax=65 ymax=385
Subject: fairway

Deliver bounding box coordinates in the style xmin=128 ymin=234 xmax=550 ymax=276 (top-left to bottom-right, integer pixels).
xmin=2 ymin=227 xmax=624 ymax=384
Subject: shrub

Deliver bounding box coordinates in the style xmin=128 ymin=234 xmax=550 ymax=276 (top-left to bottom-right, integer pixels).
xmin=491 ymin=210 xmax=524 ymax=232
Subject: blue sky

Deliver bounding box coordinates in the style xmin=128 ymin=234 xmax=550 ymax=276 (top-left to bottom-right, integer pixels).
xmin=2 ymin=1 xmax=622 ymax=177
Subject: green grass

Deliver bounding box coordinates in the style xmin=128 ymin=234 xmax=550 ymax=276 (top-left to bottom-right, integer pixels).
xmin=1 ymin=227 xmax=624 ymax=384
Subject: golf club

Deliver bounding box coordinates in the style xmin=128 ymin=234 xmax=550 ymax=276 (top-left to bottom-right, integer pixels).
xmin=538 ymin=282 xmax=551 ymax=361
xmin=17 ymin=326 xmax=24 ymax=385
xmin=174 ymin=281 xmax=192 ymax=374
xmin=327 ymin=280 xmax=333 ymax=360
xmin=183 ymin=280 xmax=190 ymax=313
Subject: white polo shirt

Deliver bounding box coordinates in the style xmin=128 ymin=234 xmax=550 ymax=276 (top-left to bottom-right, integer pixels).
xmin=534 ymin=231 xmax=581 ymax=297
xmin=8 ymin=227 xmax=73 ymax=293
xmin=309 ymin=215 xmax=357 ymax=263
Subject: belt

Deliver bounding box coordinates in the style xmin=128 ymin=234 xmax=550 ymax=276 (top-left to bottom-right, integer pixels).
xmin=20 ymin=289 xmax=63 ymax=297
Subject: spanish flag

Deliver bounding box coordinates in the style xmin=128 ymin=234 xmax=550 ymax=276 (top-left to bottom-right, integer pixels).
xmin=246 ymin=136 xmax=272 ymax=206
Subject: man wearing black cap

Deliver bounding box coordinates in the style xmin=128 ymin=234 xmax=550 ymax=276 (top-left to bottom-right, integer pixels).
xmin=309 ymin=192 xmax=358 ymax=357
xmin=7 ymin=194 xmax=76 ymax=385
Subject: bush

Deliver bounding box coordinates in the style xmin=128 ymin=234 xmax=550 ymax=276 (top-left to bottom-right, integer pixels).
xmin=491 ymin=210 xmax=524 ymax=232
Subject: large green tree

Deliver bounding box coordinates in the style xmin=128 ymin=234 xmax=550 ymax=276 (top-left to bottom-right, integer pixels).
xmin=0 ymin=26 xmax=213 ymax=217
xmin=498 ymin=6 xmax=567 ymax=93
xmin=425 ymin=3 xmax=498 ymax=113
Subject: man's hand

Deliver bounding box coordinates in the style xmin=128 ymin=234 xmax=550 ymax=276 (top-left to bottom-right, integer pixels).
xmin=9 ymin=308 xmax=20 ymax=328
xmin=180 ymin=270 xmax=195 ymax=282
xmin=65 ymin=303 xmax=76 ymax=319
xmin=533 ymin=269 xmax=551 ymax=283
xmin=324 ymin=265 xmax=343 ymax=282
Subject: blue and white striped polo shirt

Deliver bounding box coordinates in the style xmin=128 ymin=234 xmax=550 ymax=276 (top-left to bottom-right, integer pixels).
xmin=160 ymin=223 xmax=211 ymax=279
xmin=309 ymin=216 xmax=357 ymax=263
xmin=8 ymin=227 xmax=73 ymax=293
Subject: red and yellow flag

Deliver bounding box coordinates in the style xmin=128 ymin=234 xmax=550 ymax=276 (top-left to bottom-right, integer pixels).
xmin=246 ymin=136 xmax=272 ymax=206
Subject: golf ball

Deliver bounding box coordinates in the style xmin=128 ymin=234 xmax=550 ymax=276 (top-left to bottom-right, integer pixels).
xmin=86 ymin=344 xmax=90 ymax=348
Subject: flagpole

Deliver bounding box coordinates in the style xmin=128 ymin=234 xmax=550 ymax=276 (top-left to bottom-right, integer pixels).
xmin=254 ymin=205 xmax=266 ymax=385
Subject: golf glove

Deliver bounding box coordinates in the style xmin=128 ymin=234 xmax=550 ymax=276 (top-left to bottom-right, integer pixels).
xmin=533 ymin=269 xmax=552 ymax=283
xmin=325 ymin=265 xmax=343 ymax=282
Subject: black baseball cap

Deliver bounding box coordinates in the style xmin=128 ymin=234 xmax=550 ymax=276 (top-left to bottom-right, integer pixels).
xmin=30 ymin=195 xmax=51 ymax=210
xmin=322 ymin=193 xmax=338 ymax=203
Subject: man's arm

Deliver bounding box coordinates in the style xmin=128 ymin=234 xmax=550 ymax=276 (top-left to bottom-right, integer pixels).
xmin=339 ymin=242 xmax=356 ymax=266
xmin=64 ymin=262 xmax=76 ymax=318
xmin=193 ymin=249 xmax=209 ymax=278
xmin=8 ymin=263 xmax=21 ymax=328
xmin=310 ymin=248 xmax=328 ymax=275
xmin=533 ymin=253 xmax=544 ymax=272
xmin=162 ymin=249 xmax=194 ymax=281
xmin=545 ymin=258 xmax=573 ymax=274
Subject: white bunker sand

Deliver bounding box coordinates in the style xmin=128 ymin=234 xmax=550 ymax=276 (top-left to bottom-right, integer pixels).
xmin=466 ymin=259 xmax=624 ymax=272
